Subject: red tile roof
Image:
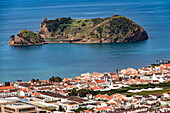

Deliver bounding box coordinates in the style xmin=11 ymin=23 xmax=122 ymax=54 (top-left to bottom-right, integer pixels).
xmin=95 ymin=94 xmax=101 ymax=98
xmin=95 ymin=80 xmax=105 ymax=84
xmin=95 ymin=106 xmax=111 ymax=111
xmin=91 ymin=86 xmax=102 ymax=90
xmin=31 ymin=93 xmax=41 ymax=96
xmin=100 ymin=94 xmax=108 ymax=99
xmin=164 ymin=64 xmax=170 ymax=67
xmin=0 ymin=86 xmax=15 ymax=90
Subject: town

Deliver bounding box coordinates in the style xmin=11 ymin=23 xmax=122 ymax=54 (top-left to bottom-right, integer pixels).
xmin=0 ymin=63 xmax=170 ymax=113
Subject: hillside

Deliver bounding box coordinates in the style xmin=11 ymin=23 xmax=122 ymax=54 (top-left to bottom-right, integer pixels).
xmin=37 ymin=15 xmax=148 ymax=43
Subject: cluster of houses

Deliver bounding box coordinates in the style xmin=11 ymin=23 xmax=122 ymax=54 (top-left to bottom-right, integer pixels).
xmin=0 ymin=63 xmax=170 ymax=113
xmin=91 ymin=92 xmax=170 ymax=113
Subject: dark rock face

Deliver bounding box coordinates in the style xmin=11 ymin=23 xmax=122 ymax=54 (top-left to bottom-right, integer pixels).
xmin=10 ymin=35 xmax=15 ymax=40
xmin=40 ymin=17 xmax=47 ymax=28
xmin=117 ymin=28 xmax=148 ymax=42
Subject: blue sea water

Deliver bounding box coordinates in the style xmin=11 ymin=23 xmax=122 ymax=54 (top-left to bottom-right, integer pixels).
xmin=0 ymin=0 xmax=170 ymax=82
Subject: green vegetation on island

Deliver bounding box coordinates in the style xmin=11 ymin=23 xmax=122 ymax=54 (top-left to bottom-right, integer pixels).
xmin=9 ymin=15 xmax=149 ymax=45
xmin=38 ymin=15 xmax=148 ymax=43
xmin=18 ymin=29 xmax=44 ymax=43
xmin=9 ymin=29 xmax=45 ymax=45
xmin=45 ymin=16 xmax=136 ymax=39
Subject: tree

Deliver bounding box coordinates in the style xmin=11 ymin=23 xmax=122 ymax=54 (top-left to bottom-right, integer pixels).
xmin=116 ymin=69 xmax=119 ymax=74
xmin=74 ymin=107 xmax=87 ymax=112
xmin=116 ymin=69 xmax=119 ymax=77
xmin=54 ymin=77 xmax=62 ymax=82
xmin=82 ymin=23 xmax=86 ymax=26
xmin=49 ymin=76 xmax=62 ymax=83
xmin=59 ymin=105 xmax=65 ymax=111
xmin=119 ymin=77 xmax=122 ymax=81
xmin=31 ymin=79 xmax=36 ymax=83
xmin=69 ymin=88 xmax=94 ymax=97
xmin=31 ymin=78 xmax=40 ymax=83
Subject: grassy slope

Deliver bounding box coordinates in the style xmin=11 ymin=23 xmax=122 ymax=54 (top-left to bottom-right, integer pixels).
xmin=18 ymin=29 xmax=44 ymax=43
xmin=125 ymin=88 xmax=170 ymax=96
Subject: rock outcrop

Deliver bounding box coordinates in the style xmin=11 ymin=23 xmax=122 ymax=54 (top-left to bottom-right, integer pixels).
xmin=8 ymin=29 xmax=45 ymax=46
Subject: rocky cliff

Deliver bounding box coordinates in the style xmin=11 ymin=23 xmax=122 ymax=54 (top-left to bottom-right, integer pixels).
xmin=9 ymin=15 xmax=148 ymax=45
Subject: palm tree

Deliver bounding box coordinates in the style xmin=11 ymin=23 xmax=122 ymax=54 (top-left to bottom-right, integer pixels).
xmin=116 ymin=69 xmax=119 ymax=77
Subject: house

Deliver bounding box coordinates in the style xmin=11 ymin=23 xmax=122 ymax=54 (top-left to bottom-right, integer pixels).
xmin=32 ymin=83 xmax=55 ymax=90
xmin=31 ymin=93 xmax=41 ymax=97
xmin=146 ymin=99 xmax=157 ymax=104
xmin=138 ymin=68 xmax=151 ymax=74
xmin=17 ymin=83 xmax=31 ymax=89
xmin=86 ymin=94 xmax=93 ymax=99
xmin=162 ymin=91 xmax=170 ymax=98
xmin=0 ymin=89 xmax=18 ymax=97
xmin=0 ymin=98 xmax=18 ymax=112
xmin=133 ymin=106 xmax=148 ymax=112
xmin=40 ymin=92 xmax=67 ymax=101
xmin=95 ymin=80 xmax=107 ymax=86
xmin=59 ymin=102 xmax=79 ymax=111
xmin=0 ymin=86 xmax=18 ymax=97
xmin=95 ymin=106 xmax=112 ymax=112
xmin=149 ymin=93 xmax=162 ymax=99
xmin=152 ymin=80 xmax=160 ymax=84
xmin=160 ymin=98 xmax=170 ymax=105
xmin=100 ymin=94 xmax=108 ymax=100
xmin=94 ymin=94 xmax=102 ymax=100
xmin=91 ymin=86 xmax=102 ymax=91
xmin=1 ymin=101 xmax=39 ymax=113
xmin=20 ymin=89 xmax=32 ymax=97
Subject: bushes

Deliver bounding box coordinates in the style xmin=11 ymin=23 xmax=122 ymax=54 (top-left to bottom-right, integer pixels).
xmin=92 ymin=18 xmax=106 ymax=26
xmin=42 ymin=107 xmax=56 ymax=111
xmin=69 ymin=88 xmax=94 ymax=97
xmin=39 ymin=111 xmax=46 ymax=113
xmin=49 ymin=76 xmax=62 ymax=83
xmin=31 ymin=78 xmax=39 ymax=83
xmin=59 ymin=105 xmax=65 ymax=112
xmin=73 ymin=107 xmax=87 ymax=113
xmin=18 ymin=29 xmax=44 ymax=43
xmin=46 ymin=17 xmax=72 ymax=32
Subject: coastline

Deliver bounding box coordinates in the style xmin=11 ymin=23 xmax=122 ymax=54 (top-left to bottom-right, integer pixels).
xmin=8 ymin=40 xmax=49 ymax=46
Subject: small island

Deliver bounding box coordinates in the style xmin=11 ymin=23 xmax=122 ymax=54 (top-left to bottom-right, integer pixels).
xmin=8 ymin=29 xmax=46 ymax=46
xmin=9 ymin=15 xmax=148 ymax=45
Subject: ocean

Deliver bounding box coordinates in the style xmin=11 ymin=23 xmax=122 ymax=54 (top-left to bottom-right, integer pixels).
xmin=0 ymin=0 xmax=170 ymax=82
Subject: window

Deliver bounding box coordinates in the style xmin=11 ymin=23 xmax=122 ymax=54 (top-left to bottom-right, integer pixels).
xmin=4 ymin=107 xmax=15 ymax=112
xmin=19 ymin=108 xmax=35 ymax=112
